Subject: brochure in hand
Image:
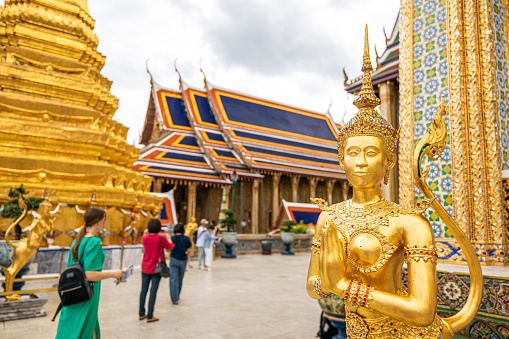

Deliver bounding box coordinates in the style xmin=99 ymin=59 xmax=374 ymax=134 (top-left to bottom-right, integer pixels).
xmin=115 ymin=265 xmax=134 ymax=285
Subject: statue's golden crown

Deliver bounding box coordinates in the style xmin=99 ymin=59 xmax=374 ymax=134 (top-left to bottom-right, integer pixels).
xmin=337 ymin=25 xmax=399 ymax=167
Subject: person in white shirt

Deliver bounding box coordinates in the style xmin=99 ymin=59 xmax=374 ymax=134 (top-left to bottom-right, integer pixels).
xmin=203 ymin=225 xmax=219 ymax=271
xmin=195 ymin=219 xmax=209 ymax=269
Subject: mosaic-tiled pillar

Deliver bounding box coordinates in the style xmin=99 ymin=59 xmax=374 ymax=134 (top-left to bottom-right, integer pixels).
xmin=399 ymin=0 xmax=508 ymax=264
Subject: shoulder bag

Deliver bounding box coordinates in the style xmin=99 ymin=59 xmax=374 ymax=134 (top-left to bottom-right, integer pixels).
xmin=154 ymin=236 xmax=170 ymax=278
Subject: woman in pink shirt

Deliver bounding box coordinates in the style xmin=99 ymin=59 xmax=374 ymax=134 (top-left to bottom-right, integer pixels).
xmin=139 ymin=219 xmax=174 ymax=322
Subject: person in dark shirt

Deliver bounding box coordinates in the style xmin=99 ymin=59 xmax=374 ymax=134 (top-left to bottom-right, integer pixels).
xmin=169 ymin=223 xmax=192 ymax=305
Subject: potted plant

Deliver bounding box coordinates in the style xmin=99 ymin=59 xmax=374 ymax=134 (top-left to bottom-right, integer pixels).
xmin=280 ymin=220 xmax=296 ymax=255
xmin=220 ymin=210 xmax=237 ymax=258
xmin=261 ymin=234 xmax=273 ymax=255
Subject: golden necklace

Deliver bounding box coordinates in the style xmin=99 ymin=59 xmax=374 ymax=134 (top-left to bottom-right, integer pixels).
xmin=312 ymin=197 xmax=429 ymax=274
xmin=333 ymin=198 xmax=398 ymax=274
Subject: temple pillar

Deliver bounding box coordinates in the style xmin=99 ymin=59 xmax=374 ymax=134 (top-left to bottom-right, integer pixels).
xmin=399 ymin=0 xmax=508 ymax=264
xmin=186 ymin=182 xmax=197 ymax=224
xmin=326 ymin=179 xmax=335 ymax=205
xmin=309 ymin=177 xmax=317 ymax=199
xmin=341 ymin=181 xmax=349 ymax=202
xmin=291 ymin=175 xmax=300 ymax=202
xmin=378 ymin=81 xmax=398 ymax=203
xmin=251 ymin=179 xmax=261 ymax=234
xmin=153 ymin=178 xmax=163 ymax=193
xmin=272 ymin=173 xmax=282 ymax=225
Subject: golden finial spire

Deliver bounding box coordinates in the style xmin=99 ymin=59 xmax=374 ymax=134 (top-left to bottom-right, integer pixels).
xmin=337 ymin=25 xmax=398 ymax=169
xmin=353 ymin=25 xmax=381 ymax=110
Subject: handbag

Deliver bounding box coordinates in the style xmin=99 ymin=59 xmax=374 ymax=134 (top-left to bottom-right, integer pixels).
xmin=154 ymin=236 xmax=170 ymax=278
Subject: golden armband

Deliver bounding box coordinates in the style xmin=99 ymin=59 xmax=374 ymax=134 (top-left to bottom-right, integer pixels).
xmin=404 ymin=245 xmax=438 ymax=264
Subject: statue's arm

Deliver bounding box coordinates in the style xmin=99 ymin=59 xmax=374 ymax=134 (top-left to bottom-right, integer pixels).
xmin=366 ymin=214 xmax=437 ymax=327
xmin=306 ymin=211 xmax=327 ymax=299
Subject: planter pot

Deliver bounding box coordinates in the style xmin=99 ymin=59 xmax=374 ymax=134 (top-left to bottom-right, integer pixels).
xmin=261 ymin=240 xmax=273 ymax=255
xmin=281 ymin=232 xmax=295 ymax=255
xmin=221 ymin=232 xmax=237 ymax=258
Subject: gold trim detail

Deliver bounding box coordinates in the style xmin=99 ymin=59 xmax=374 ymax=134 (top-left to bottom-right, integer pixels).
xmin=398 ymin=0 xmax=414 ymax=208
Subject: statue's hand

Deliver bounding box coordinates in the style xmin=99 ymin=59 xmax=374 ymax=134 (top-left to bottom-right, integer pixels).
xmin=319 ymin=221 xmax=347 ymax=296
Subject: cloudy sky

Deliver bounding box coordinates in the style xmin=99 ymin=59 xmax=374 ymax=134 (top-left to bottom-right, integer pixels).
xmin=86 ymin=0 xmax=400 ymax=145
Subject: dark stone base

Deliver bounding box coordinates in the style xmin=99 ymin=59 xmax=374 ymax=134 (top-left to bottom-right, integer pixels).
xmin=281 ymin=243 xmax=294 ymax=255
xmin=221 ymin=244 xmax=237 ymax=258
xmin=0 ymin=294 xmax=47 ymax=321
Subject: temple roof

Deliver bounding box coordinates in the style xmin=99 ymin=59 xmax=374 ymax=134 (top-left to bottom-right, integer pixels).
xmin=206 ymin=82 xmax=345 ymax=179
xmin=136 ymin=81 xmax=230 ymax=184
xmin=180 ymin=81 xmax=257 ymax=178
xmin=136 ymin=75 xmax=346 ymax=183
xmin=345 ymin=15 xmax=399 ymax=93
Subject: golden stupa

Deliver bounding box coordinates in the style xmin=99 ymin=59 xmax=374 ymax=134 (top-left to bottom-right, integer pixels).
xmin=0 ymin=0 xmax=158 ymax=244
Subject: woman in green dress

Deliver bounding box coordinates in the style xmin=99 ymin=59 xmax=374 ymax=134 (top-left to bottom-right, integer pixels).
xmin=55 ymin=207 xmax=124 ymax=339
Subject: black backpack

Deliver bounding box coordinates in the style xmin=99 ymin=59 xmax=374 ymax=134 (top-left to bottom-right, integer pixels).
xmin=52 ymin=237 xmax=94 ymax=321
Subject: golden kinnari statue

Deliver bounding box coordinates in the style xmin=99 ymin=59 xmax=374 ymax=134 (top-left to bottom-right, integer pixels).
xmin=2 ymin=195 xmax=59 ymax=301
xmin=307 ymin=26 xmax=482 ymax=338
xmin=185 ymin=217 xmax=198 ymax=247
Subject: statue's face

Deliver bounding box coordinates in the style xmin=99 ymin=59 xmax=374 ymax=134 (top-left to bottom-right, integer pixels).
xmin=39 ymin=203 xmax=51 ymax=217
xmin=343 ymin=135 xmax=388 ymax=189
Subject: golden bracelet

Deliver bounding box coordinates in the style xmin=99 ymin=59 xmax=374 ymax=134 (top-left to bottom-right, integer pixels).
xmin=345 ymin=279 xmax=374 ymax=309
xmin=311 ymin=237 xmax=321 ymax=254
xmin=314 ymin=278 xmax=331 ymax=298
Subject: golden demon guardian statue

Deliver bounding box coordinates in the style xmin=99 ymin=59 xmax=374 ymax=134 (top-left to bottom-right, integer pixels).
xmin=307 ymin=26 xmax=482 ymax=338
xmin=2 ymin=195 xmax=60 ymax=301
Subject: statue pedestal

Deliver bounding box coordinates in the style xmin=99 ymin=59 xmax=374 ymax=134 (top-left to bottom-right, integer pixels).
xmin=0 ymin=294 xmax=47 ymax=321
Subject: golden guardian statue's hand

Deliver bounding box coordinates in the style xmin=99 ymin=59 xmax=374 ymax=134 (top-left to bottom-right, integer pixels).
xmin=319 ymin=221 xmax=348 ymax=297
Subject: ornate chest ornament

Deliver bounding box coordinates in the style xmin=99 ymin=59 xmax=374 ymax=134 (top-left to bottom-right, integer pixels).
xmin=333 ymin=199 xmax=412 ymax=274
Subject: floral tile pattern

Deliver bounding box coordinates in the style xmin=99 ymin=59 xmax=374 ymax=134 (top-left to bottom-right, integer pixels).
xmin=413 ymin=0 xmax=453 ymax=239
xmin=493 ymin=0 xmax=509 ymax=170
xmin=403 ymin=269 xmax=509 ymax=338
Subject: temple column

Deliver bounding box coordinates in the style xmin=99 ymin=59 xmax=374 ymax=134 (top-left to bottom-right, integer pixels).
xmin=341 ymin=181 xmax=349 ymax=202
xmin=378 ymin=81 xmax=398 ymax=203
xmin=399 ymin=0 xmax=508 ymax=264
xmin=251 ymin=179 xmax=261 ymax=234
xmin=326 ymin=179 xmax=335 ymax=205
xmin=186 ymin=182 xmax=197 ymax=224
xmin=272 ymin=173 xmax=281 ymax=225
xmin=309 ymin=177 xmax=317 ymax=199
xmin=291 ymin=175 xmax=300 ymax=202
xmin=153 ymin=178 xmax=163 ymax=193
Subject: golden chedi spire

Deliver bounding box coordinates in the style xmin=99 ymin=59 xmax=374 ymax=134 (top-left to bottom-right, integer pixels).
xmin=0 ymin=0 xmax=158 ymax=246
xmin=337 ymin=25 xmax=398 ymax=168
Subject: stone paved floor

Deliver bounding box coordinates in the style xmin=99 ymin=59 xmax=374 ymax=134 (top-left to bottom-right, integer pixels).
xmin=1 ymin=252 xmax=321 ymax=339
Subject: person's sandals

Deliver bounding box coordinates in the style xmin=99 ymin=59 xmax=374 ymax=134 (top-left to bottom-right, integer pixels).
xmin=139 ymin=315 xmax=147 ymax=320
xmin=146 ymin=317 xmax=159 ymax=323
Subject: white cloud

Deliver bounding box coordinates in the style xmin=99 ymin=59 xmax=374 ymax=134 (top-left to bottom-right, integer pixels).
xmin=87 ymin=0 xmax=400 ymax=145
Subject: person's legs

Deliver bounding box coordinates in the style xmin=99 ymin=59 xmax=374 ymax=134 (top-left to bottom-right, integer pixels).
xmin=169 ymin=258 xmax=180 ymax=303
xmin=177 ymin=258 xmax=186 ymax=296
xmin=147 ymin=274 xmax=161 ymax=319
xmin=197 ymin=247 xmax=204 ymax=268
xmin=139 ymin=272 xmax=150 ymax=317
xmin=204 ymin=246 xmax=212 ymax=269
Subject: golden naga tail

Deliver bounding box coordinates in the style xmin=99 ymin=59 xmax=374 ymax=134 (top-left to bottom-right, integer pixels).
xmin=4 ymin=194 xmax=28 ymax=249
xmin=413 ymin=99 xmax=482 ymax=332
